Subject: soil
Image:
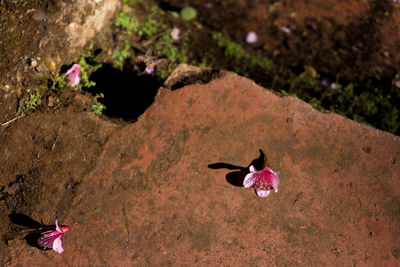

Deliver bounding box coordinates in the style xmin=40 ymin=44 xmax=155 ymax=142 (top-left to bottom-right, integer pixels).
xmin=0 ymin=0 xmax=400 ymax=264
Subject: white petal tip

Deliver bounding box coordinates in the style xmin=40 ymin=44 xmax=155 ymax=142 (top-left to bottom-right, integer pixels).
xmin=249 ymin=165 xmax=256 ymax=173
xmin=256 ymin=190 xmax=271 ymax=198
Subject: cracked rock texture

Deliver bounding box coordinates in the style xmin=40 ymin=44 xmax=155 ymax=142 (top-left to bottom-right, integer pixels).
xmin=4 ymin=71 xmax=400 ymax=266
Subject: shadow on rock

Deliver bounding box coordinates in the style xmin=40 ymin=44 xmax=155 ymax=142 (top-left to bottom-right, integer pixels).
xmin=8 ymin=213 xmax=51 ymax=249
xmin=208 ymin=149 xmax=265 ymax=187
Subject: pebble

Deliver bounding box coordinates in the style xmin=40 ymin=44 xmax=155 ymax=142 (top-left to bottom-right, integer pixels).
xmin=30 ymin=59 xmax=37 ymax=67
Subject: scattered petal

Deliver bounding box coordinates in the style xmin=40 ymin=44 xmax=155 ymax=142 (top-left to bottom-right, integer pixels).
xmin=330 ymin=83 xmax=339 ymax=90
xmin=280 ymin=26 xmax=291 ymax=35
xmin=246 ymin=31 xmax=258 ymax=44
xmin=320 ymin=77 xmax=330 ymax=88
xmin=170 ymin=27 xmax=181 ymax=41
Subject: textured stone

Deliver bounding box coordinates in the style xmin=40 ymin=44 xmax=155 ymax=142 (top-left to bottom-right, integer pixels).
xmin=6 ymin=71 xmax=400 ymax=266
xmin=65 ymin=0 xmax=120 ymax=50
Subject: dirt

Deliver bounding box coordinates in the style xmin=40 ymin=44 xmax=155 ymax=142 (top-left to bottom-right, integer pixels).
xmin=0 ymin=111 xmax=116 ymax=261
xmin=0 ymin=0 xmax=400 ymax=264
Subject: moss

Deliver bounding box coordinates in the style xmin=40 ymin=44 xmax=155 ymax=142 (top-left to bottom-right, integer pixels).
xmin=122 ymin=0 xmax=145 ymax=7
xmin=139 ymin=6 xmax=166 ymax=36
xmin=211 ymin=31 xmax=273 ymax=71
xmin=113 ymin=40 xmax=131 ymax=70
xmin=114 ymin=8 xmax=140 ymax=35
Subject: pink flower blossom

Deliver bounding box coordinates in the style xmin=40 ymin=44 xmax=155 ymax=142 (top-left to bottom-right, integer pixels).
xmin=280 ymin=26 xmax=291 ymax=35
xmin=145 ymin=65 xmax=154 ymax=74
xmin=246 ymin=31 xmax=258 ymax=44
xmin=243 ymin=163 xmax=279 ymax=197
xmin=65 ymin=63 xmax=80 ymax=87
xmin=170 ymin=27 xmax=181 ymax=41
xmin=38 ymin=219 xmax=71 ymax=253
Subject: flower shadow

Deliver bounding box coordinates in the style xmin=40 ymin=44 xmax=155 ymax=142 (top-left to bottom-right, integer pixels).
xmin=8 ymin=213 xmax=52 ymax=249
xmin=208 ymin=149 xmax=265 ymax=187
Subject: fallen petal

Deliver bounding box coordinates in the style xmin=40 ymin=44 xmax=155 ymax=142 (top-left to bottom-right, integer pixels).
xmin=280 ymin=26 xmax=291 ymax=35
xmin=246 ymin=31 xmax=258 ymax=44
xmin=170 ymin=27 xmax=181 ymax=41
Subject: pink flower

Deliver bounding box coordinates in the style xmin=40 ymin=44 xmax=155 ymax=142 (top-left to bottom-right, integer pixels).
xmin=65 ymin=64 xmax=80 ymax=87
xmin=145 ymin=65 xmax=154 ymax=74
xmin=246 ymin=31 xmax=258 ymax=44
xmin=170 ymin=27 xmax=181 ymax=41
xmin=280 ymin=26 xmax=291 ymax=35
xmin=243 ymin=164 xmax=279 ymax=197
xmin=38 ymin=219 xmax=71 ymax=253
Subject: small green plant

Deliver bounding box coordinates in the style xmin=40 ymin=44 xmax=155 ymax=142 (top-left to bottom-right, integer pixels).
xmin=91 ymin=93 xmax=106 ymax=115
xmin=139 ymin=17 xmax=157 ymax=36
xmin=122 ymin=0 xmax=145 ymax=7
xmin=151 ymin=31 xmax=189 ymax=78
xmin=114 ymin=40 xmax=131 ymax=69
xmin=180 ymin=7 xmax=197 ymax=21
xmin=155 ymin=34 xmax=186 ymax=62
xmin=47 ymin=72 xmax=67 ymax=91
xmin=21 ymin=90 xmax=43 ymax=115
xmin=280 ymin=90 xmax=297 ymax=97
xmin=138 ymin=6 xmax=166 ymax=36
xmin=212 ymin=31 xmax=273 ymax=71
xmin=115 ymin=8 xmax=140 ymax=34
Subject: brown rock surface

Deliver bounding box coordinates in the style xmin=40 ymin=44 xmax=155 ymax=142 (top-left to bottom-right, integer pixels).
xmin=5 ymin=71 xmax=400 ymax=266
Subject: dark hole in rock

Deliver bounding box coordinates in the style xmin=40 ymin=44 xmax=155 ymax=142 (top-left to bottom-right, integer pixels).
xmin=86 ymin=64 xmax=163 ymax=122
xmin=158 ymin=1 xmax=182 ymax=12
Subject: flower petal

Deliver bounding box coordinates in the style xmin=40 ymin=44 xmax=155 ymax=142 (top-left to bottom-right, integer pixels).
xmin=38 ymin=230 xmax=62 ymax=248
xmin=270 ymin=172 xmax=279 ymax=192
xmin=246 ymin=31 xmax=258 ymax=44
xmin=55 ymin=219 xmax=63 ymax=233
xmin=52 ymin=236 xmax=64 ymax=253
xmin=65 ymin=64 xmax=80 ymax=87
xmin=145 ymin=65 xmax=154 ymax=74
xmin=256 ymin=189 xmax=271 ymax=198
xmin=243 ymin=172 xmax=256 ymax=188
xmin=249 ymin=165 xmax=257 ymax=173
